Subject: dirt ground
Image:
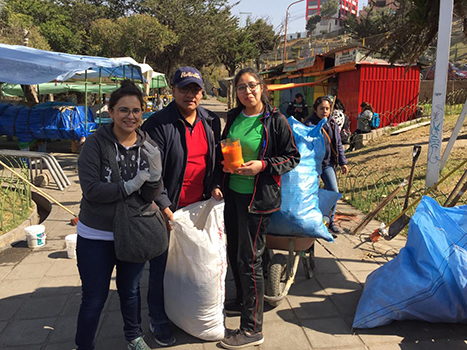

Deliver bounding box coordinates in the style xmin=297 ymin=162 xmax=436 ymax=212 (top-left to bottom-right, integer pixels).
xmin=344 ymin=113 xmax=467 ymax=195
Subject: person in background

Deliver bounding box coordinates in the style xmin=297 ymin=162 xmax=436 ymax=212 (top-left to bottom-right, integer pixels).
xmin=142 ymin=66 xmax=221 ymax=347
xmin=213 ymin=68 xmax=300 ymax=349
xmin=286 ymin=92 xmax=309 ymax=123
xmin=76 ymin=80 xmax=162 ymax=350
xmin=305 ymin=96 xmax=348 ymax=235
xmin=348 ymin=102 xmax=374 ymax=152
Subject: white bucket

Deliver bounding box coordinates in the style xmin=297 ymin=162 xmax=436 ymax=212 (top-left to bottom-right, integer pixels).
xmin=65 ymin=234 xmax=78 ymax=259
xmin=25 ymin=225 xmax=46 ymax=248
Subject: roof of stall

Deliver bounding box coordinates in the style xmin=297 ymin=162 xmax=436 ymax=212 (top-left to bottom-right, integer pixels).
xmin=0 ymin=43 xmax=144 ymax=85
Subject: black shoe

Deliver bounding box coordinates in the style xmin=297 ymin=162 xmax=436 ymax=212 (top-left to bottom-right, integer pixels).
xmin=219 ymin=329 xmax=264 ymax=349
xmin=224 ymin=301 xmax=242 ymax=316
xmin=329 ymin=222 xmax=342 ymax=234
xmin=150 ymin=321 xmax=176 ymax=347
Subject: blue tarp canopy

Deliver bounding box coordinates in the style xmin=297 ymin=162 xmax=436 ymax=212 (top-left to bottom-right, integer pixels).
xmin=0 ymin=43 xmax=144 ymax=85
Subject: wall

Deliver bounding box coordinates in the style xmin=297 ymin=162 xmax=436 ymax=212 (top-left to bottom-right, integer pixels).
xmin=338 ymin=65 xmax=420 ymax=131
xmin=419 ymin=80 xmax=467 ymax=104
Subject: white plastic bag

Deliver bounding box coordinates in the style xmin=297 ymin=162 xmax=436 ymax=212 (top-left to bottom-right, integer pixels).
xmin=164 ymin=198 xmax=227 ymax=341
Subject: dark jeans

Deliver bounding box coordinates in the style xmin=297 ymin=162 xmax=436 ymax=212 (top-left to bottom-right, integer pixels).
xmin=225 ymin=188 xmax=270 ymax=333
xmin=147 ymin=247 xmax=169 ymax=325
xmin=75 ymin=235 xmax=145 ymax=350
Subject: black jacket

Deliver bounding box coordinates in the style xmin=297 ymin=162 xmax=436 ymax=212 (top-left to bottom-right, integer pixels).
xmin=286 ymin=100 xmax=309 ymax=122
xmin=142 ymin=101 xmax=221 ymax=212
xmin=215 ymin=103 xmax=300 ymax=214
xmin=78 ymin=123 xmax=162 ymax=231
xmin=305 ymin=113 xmax=347 ymax=168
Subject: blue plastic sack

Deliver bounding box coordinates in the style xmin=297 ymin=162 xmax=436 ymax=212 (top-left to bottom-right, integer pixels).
xmin=268 ymin=117 xmax=334 ymax=242
xmin=318 ymin=188 xmax=342 ymax=219
xmin=353 ymin=196 xmax=467 ymax=328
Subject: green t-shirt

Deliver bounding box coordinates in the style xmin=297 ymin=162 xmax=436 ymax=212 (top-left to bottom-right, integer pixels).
xmin=227 ymin=111 xmax=263 ymax=194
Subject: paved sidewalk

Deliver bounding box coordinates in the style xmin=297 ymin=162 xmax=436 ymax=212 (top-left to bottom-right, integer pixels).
xmin=0 ymin=102 xmax=466 ymax=349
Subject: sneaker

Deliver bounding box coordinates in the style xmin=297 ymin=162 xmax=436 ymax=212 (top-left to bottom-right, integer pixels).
xmin=224 ymin=300 xmax=242 ymax=316
xmin=220 ymin=329 xmax=264 ymax=349
xmin=150 ymin=321 xmax=176 ymax=347
xmin=127 ymin=336 xmax=151 ymax=350
xmin=329 ymin=222 xmax=342 ymax=234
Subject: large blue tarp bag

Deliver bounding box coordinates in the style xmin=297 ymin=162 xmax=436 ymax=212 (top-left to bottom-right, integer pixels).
xmin=268 ymin=117 xmax=334 ymax=242
xmin=353 ymin=196 xmax=467 ymax=328
xmin=0 ymin=102 xmax=96 ymax=142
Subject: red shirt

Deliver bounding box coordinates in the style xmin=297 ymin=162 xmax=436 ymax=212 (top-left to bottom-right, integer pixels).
xmin=178 ymin=119 xmax=209 ymax=207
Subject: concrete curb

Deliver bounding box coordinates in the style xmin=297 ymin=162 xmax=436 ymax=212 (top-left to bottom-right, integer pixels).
xmin=0 ymin=200 xmax=39 ymax=251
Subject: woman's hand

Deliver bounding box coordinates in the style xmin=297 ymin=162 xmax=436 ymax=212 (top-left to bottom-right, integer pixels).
xmin=235 ymin=160 xmax=263 ymax=176
xmin=341 ymin=164 xmax=349 ymax=175
xmin=161 ymin=206 xmax=174 ymax=231
xmin=211 ymin=188 xmax=223 ymax=201
xmin=142 ymin=141 xmax=162 ymax=181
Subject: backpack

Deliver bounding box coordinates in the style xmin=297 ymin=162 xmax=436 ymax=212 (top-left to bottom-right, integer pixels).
xmin=340 ymin=115 xmax=351 ymax=144
xmin=371 ymin=113 xmax=380 ymax=129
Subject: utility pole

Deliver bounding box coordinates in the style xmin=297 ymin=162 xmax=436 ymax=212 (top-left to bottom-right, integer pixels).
xmin=239 ymin=11 xmax=252 ymax=27
xmin=283 ymin=0 xmax=305 ymax=63
xmin=425 ymin=0 xmax=454 ymax=186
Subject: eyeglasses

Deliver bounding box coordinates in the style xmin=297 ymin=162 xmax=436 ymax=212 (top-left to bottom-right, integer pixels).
xmin=177 ymin=86 xmax=203 ymax=95
xmin=236 ymin=82 xmax=260 ymax=93
xmin=116 ymin=107 xmax=143 ymax=117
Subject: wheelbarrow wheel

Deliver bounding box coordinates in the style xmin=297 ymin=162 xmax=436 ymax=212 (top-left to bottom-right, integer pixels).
xmin=267 ymin=253 xmax=287 ymax=297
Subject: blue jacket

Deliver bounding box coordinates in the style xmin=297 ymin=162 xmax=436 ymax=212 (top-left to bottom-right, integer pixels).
xmin=306 ymin=113 xmax=347 ymax=168
xmin=142 ymin=101 xmax=221 ymax=211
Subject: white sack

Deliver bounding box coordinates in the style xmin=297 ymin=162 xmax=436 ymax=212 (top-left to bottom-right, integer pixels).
xmin=164 ymin=198 xmax=227 ymax=341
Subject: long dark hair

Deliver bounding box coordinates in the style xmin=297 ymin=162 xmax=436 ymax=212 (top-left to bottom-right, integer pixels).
xmin=360 ymin=102 xmax=374 ymax=113
xmin=312 ymin=96 xmax=333 ymax=112
xmin=234 ymin=68 xmax=269 ymax=109
xmin=108 ymin=80 xmax=144 ymax=110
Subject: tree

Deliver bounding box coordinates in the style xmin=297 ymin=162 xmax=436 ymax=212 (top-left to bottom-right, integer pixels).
xmin=245 ymin=18 xmax=279 ymax=70
xmin=89 ymin=15 xmax=177 ymax=64
xmin=139 ymin=0 xmax=231 ymax=77
xmin=217 ymin=16 xmax=256 ymax=77
xmin=321 ymin=0 xmax=338 ymax=18
xmin=345 ymin=0 xmax=467 ymax=64
xmin=306 ymin=15 xmax=321 ymax=36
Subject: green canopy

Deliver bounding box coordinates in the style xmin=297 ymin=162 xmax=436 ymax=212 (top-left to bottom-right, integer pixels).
xmin=150 ymin=73 xmax=168 ymax=89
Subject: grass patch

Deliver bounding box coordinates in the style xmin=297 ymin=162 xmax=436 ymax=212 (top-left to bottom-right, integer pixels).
xmin=0 ymin=162 xmax=34 ymax=235
xmin=339 ymin=110 xmax=467 ymax=235
xmin=217 ymin=96 xmax=227 ymax=104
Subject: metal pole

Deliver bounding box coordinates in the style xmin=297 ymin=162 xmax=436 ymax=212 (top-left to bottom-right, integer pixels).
xmin=98 ymin=68 xmax=102 ymax=126
xmin=425 ymin=0 xmax=454 ymax=186
xmin=85 ymin=70 xmax=88 ymax=136
xmin=283 ymin=0 xmax=305 ymax=63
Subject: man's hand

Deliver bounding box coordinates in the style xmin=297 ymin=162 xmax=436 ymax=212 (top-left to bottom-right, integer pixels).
xmin=211 ymin=188 xmax=223 ymax=201
xmin=235 ymin=160 xmax=263 ymax=176
xmin=162 ymin=207 xmax=174 ymax=231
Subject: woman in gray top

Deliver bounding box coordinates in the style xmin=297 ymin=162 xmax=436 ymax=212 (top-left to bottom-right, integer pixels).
xmin=348 ymin=102 xmax=374 ymax=151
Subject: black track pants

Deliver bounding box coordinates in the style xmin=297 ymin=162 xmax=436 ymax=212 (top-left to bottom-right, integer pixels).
xmin=224 ymin=188 xmax=270 ymax=333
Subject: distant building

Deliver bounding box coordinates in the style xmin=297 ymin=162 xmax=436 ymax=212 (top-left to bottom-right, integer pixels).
xmin=306 ymin=0 xmax=358 ymax=36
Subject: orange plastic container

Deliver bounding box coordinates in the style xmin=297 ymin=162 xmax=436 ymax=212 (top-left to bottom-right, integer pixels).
xmin=221 ymin=139 xmax=244 ymax=173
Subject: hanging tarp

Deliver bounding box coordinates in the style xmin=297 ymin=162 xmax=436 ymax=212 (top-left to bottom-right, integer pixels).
xmin=1 ymin=82 xmax=121 ymax=97
xmin=0 ymin=102 xmax=96 ymax=142
xmin=0 ymin=44 xmax=144 ymax=85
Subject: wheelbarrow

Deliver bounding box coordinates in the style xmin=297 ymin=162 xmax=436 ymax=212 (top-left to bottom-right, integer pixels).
xmin=264 ymin=234 xmax=316 ymax=307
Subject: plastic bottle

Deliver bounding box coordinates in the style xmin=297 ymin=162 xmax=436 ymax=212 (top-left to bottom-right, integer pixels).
xmin=221 ymin=139 xmax=244 ymax=173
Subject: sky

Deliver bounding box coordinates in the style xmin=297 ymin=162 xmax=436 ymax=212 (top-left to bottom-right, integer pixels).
xmin=227 ymin=0 xmax=368 ymax=34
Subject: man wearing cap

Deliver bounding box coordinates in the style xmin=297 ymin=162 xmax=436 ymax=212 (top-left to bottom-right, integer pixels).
xmin=142 ymin=66 xmax=221 ymax=346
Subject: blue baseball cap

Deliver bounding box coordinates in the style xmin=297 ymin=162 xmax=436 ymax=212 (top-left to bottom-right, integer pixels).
xmin=172 ymin=66 xmax=204 ymax=89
